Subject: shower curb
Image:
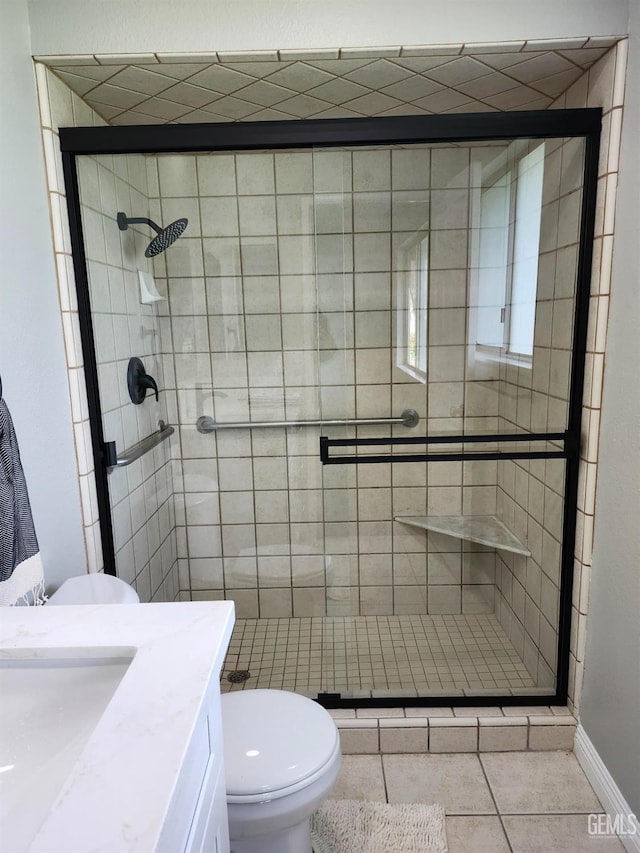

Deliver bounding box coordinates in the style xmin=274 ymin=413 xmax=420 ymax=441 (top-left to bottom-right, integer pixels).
xmin=331 ymin=707 xmax=577 ymax=754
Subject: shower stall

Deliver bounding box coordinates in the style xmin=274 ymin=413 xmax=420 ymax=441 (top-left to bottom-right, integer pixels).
xmin=61 ymin=109 xmax=599 ymax=707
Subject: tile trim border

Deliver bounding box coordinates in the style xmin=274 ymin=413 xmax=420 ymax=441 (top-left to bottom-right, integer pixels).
xmin=335 ymin=709 xmax=577 ymax=753
xmin=33 ymin=35 xmax=624 ymax=68
xmin=574 ymin=725 xmax=640 ymax=853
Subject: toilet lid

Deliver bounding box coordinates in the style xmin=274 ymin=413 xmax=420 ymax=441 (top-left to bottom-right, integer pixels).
xmin=221 ymin=689 xmax=339 ymax=799
xmin=46 ymin=573 xmax=140 ymax=605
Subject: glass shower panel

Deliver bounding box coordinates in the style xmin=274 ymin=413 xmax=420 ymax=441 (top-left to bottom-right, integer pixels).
xmin=311 ymin=149 xmax=357 ymax=629
xmin=316 ymin=137 xmax=585 ymax=700
xmin=495 ymin=456 xmax=566 ymax=690
xmin=467 ymin=137 xmax=585 ymax=437
xmin=75 ymin=152 xmax=178 ymax=603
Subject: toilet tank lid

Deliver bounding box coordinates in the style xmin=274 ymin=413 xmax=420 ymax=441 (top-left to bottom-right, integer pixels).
xmin=221 ymin=689 xmax=339 ymax=799
xmin=47 ymin=574 xmax=139 ymax=605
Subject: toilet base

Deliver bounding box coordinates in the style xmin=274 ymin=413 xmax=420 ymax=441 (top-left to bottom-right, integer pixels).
xmin=226 ymin=741 xmax=340 ymax=853
xmin=230 ymin=817 xmax=312 ymax=853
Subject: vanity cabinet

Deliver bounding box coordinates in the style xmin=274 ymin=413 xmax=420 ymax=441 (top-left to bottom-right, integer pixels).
xmin=158 ymin=681 xmax=230 ymax=853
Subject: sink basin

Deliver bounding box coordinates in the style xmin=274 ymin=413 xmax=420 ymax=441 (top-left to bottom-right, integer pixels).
xmin=0 ymin=650 xmax=133 ymax=853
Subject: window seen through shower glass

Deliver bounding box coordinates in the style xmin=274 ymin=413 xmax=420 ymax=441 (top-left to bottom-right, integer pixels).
xmin=470 ymin=141 xmax=545 ymax=364
xmin=75 ymin=131 xmax=586 ymax=701
xmin=397 ymin=233 xmax=429 ymax=382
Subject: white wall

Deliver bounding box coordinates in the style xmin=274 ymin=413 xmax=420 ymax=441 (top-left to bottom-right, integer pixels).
xmin=27 ymin=0 xmax=629 ymax=55
xmin=580 ymin=0 xmax=640 ymax=817
xmin=0 ymin=0 xmax=86 ymax=590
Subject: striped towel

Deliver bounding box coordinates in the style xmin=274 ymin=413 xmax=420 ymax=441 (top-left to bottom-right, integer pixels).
xmin=0 ymin=397 xmax=46 ymax=605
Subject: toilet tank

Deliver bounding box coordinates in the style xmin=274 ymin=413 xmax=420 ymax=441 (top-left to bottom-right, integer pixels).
xmin=47 ymin=574 xmax=140 ymax=605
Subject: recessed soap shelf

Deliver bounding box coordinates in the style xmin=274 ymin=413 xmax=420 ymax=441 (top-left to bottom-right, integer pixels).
xmin=394 ymin=515 xmax=531 ymax=556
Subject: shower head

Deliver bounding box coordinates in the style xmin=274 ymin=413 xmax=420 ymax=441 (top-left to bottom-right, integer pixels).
xmin=117 ymin=211 xmax=188 ymax=258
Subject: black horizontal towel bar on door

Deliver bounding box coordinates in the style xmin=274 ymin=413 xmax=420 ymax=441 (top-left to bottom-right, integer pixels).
xmin=319 ymin=431 xmax=572 ymax=465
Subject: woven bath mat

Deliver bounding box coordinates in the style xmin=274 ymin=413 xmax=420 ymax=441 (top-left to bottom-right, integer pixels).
xmin=311 ymin=799 xmax=448 ymax=853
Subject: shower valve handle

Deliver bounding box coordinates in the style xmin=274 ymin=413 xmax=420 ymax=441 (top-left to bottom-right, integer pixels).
xmin=127 ymin=357 xmax=159 ymax=405
xmin=140 ymin=373 xmax=159 ymax=402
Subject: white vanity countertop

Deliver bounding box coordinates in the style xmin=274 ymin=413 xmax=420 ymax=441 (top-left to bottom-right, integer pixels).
xmin=0 ymin=601 xmax=235 ymax=853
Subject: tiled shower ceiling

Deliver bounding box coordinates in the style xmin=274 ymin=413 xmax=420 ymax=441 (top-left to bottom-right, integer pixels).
xmin=41 ymin=37 xmax=619 ymax=126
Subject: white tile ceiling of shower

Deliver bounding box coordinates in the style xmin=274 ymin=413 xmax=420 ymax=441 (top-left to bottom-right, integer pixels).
xmin=39 ymin=37 xmax=618 ymax=126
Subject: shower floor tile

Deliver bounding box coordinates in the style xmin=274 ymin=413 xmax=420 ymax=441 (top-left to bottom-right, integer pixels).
xmin=220 ymin=613 xmax=536 ymax=698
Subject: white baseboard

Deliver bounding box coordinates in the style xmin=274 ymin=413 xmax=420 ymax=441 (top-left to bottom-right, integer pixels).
xmin=574 ymin=724 xmax=640 ymax=853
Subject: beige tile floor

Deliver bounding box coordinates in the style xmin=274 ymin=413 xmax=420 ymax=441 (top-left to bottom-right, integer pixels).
xmin=221 ymin=613 xmax=537 ymax=697
xmin=329 ymin=750 xmax=625 ymax=852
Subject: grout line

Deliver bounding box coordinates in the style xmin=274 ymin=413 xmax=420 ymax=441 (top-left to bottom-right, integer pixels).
xmin=477 ymin=754 xmax=515 ymax=851
xmin=380 ymin=752 xmax=391 ymax=804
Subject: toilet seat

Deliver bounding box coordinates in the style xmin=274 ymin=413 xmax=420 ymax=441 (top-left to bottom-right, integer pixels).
xmin=222 ymin=689 xmax=340 ymax=804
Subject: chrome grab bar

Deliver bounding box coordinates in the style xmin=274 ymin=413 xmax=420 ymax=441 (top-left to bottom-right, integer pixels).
xmin=105 ymin=420 xmax=175 ymax=468
xmin=196 ymin=409 xmax=419 ymax=433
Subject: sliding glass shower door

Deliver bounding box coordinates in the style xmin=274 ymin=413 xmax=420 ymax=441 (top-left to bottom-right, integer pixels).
xmin=316 ymin=136 xmax=585 ymax=700
xmin=66 ymin=110 xmax=598 ymax=705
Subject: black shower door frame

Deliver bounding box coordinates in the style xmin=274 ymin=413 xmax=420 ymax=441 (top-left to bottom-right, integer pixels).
xmin=60 ymin=109 xmax=601 ymax=707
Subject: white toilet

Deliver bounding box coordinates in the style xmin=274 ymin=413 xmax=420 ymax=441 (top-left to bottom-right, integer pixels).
xmin=222 ymin=689 xmax=341 ymax=853
xmin=46 ymin=573 xmax=140 ymax=605
xmin=46 ymin=575 xmax=341 ymax=852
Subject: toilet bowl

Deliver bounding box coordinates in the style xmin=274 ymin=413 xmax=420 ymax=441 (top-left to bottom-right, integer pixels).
xmin=221 ymin=689 xmax=341 ymax=853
